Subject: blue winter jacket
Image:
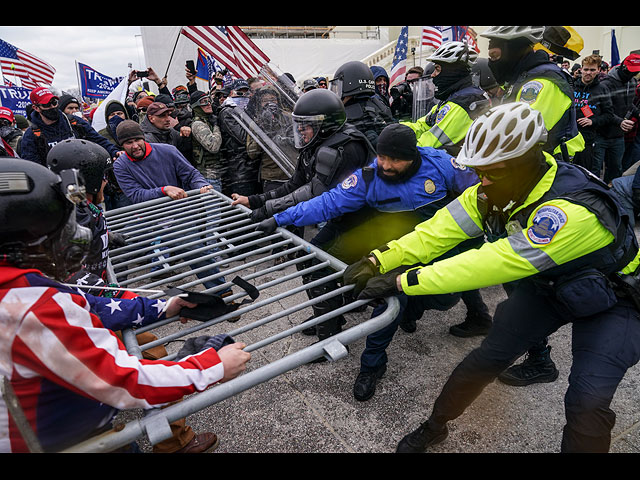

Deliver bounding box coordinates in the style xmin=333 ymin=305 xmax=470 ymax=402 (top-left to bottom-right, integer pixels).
xmin=274 ymin=146 xmax=479 ymax=228
xmin=20 ymin=109 xmax=120 ymax=165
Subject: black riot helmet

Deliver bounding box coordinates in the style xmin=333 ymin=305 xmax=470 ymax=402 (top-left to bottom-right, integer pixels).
xmin=46 ymin=139 xmax=111 ymax=196
xmin=330 ymin=60 xmax=376 ymax=99
xmin=0 ymin=157 xmax=92 ymax=280
xmin=291 ymin=89 xmax=347 ymax=149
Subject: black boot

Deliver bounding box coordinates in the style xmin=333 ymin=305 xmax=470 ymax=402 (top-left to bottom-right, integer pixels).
xmin=449 ymin=310 xmax=492 ymax=338
xmin=498 ymin=346 xmax=559 ymax=386
xmin=353 ymin=364 xmax=387 ymax=401
xmin=396 ymin=419 xmax=449 ymax=453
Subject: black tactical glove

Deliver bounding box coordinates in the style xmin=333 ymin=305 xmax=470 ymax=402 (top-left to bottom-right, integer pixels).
xmin=108 ymin=231 xmax=126 ymax=249
xmin=256 ymin=217 xmax=278 ymax=234
xmin=343 ymin=256 xmax=380 ymax=297
xmin=250 ymin=206 xmax=269 ymax=223
xmin=357 ymin=270 xmax=402 ymax=300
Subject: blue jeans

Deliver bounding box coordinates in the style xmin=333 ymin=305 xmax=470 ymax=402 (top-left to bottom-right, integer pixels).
xmin=592 ymin=136 xmax=625 ymax=183
xmin=360 ymin=292 xmax=462 ymax=373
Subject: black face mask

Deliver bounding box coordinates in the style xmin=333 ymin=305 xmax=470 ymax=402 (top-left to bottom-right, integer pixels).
xmin=40 ymin=107 xmax=59 ymax=121
xmin=619 ymin=65 xmax=637 ymax=83
xmin=487 ymin=38 xmax=532 ymax=86
xmin=481 ymin=152 xmax=548 ymax=211
xmin=432 ymin=63 xmax=470 ymax=100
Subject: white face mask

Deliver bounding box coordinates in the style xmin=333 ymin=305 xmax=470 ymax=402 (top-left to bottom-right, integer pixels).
xmin=72 ymin=111 xmax=84 ymax=118
xmin=223 ymin=96 xmax=249 ymax=110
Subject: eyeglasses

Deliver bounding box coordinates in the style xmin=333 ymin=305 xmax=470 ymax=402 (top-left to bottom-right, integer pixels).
xmin=198 ymin=98 xmax=212 ymax=106
xmin=137 ymin=107 xmax=147 ymax=113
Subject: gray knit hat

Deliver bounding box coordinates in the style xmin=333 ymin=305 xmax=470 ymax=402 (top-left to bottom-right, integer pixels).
xmin=115 ymin=119 xmax=145 ymax=143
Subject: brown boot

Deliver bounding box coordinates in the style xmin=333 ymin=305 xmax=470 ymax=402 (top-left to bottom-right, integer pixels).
xmin=172 ymin=432 xmax=220 ymax=453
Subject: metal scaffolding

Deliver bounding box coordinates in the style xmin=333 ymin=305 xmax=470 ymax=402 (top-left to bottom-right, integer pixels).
xmin=52 ymin=188 xmax=399 ymax=452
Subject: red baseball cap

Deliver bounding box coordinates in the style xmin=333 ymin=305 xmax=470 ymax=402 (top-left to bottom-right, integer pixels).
xmin=29 ymin=86 xmax=58 ymax=105
xmin=0 ymin=106 xmax=14 ymax=123
xmin=623 ymin=53 xmax=640 ymax=73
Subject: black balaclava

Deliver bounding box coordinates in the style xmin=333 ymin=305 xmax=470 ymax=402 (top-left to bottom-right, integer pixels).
xmin=482 ymin=148 xmax=549 ymax=211
xmin=432 ymin=62 xmax=471 ymax=100
xmin=487 ymin=38 xmax=533 ymax=86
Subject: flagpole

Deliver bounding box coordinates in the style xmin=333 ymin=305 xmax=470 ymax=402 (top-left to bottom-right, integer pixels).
xmin=165 ymin=27 xmax=183 ymax=78
xmin=75 ymin=60 xmax=82 ymax=100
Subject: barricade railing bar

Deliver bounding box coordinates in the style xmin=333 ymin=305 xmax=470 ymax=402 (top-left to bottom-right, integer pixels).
xmin=54 ymin=188 xmax=399 ymax=453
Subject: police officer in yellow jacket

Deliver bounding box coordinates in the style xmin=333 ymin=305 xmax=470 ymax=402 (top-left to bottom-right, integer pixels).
xmin=402 ymin=40 xmax=494 ymax=337
xmin=480 ymin=25 xmax=587 ymax=386
xmin=344 ymin=103 xmax=640 ymax=453
xmin=481 ymin=25 xmax=585 ymax=160
xmin=403 ymin=41 xmax=489 ymax=156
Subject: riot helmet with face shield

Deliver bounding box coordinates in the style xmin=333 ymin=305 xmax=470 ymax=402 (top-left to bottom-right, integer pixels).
xmin=291 ymin=89 xmax=346 ymax=149
xmin=0 ymin=158 xmax=92 ymax=280
xmin=329 ymin=61 xmax=376 ymax=99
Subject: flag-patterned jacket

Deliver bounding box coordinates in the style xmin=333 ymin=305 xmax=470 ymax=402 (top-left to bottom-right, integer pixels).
xmin=0 ymin=264 xmax=224 ymax=452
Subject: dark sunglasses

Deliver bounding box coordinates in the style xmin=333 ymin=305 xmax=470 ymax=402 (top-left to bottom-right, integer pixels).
xmin=473 ymin=167 xmax=511 ymax=183
xmin=38 ymin=98 xmax=59 ymax=109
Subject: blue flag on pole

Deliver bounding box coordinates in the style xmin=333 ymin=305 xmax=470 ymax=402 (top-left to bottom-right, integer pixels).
xmin=611 ymin=29 xmax=620 ymax=67
xmin=77 ymin=62 xmax=121 ymax=100
xmin=0 ymin=84 xmax=31 ymax=116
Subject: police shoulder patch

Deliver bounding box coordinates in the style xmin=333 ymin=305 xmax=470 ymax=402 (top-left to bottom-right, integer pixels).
xmin=450 ymin=157 xmax=467 ymax=170
xmin=519 ymin=80 xmax=544 ymax=104
xmin=527 ymin=205 xmax=568 ymax=245
xmin=341 ymin=173 xmax=358 ymax=190
xmin=436 ymin=104 xmax=451 ymax=123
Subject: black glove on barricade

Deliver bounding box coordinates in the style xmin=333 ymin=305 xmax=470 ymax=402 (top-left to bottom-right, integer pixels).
xmin=250 ymin=206 xmax=269 ymax=223
xmin=175 ymin=334 xmax=235 ymax=360
xmin=108 ymin=231 xmax=127 ymax=248
xmin=357 ymin=265 xmax=416 ymax=300
xmin=343 ymin=256 xmax=380 ymax=297
xmin=256 ymin=217 xmax=278 ymax=234
xmin=357 ymin=271 xmax=401 ymax=300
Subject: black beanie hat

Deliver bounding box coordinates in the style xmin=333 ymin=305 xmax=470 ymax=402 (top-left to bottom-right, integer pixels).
xmin=376 ymin=123 xmax=419 ymax=161
xmin=190 ymin=91 xmax=207 ymax=107
xmin=116 ymin=119 xmax=145 ymax=143
xmin=58 ymin=94 xmax=81 ymax=112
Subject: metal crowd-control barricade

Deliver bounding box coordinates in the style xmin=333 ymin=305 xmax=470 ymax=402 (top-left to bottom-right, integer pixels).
xmin=60 ymin=188 xmax=399 ymax=453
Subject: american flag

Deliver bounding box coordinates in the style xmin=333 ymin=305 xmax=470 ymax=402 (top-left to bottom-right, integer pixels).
xmin=421 ymin=26 xmax=480 ymax=53
xmin=0 ymin=39 xmax=55 ymax=89
xmin=422 ymin=26 xmax=443 ymax=49
xmin=181 ymin=26 xmax=270 ymax=79
xmin=389 ymin=26 xmax=409 ymax=87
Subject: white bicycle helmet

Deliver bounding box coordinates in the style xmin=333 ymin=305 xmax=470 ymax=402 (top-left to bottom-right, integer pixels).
xmin=428 ymin=41 xmax=478 ymax=65
xmin=480 ymin=26 xmax=546 ymax=44
xmin=456 ymin=102 xmax=548 ymax=167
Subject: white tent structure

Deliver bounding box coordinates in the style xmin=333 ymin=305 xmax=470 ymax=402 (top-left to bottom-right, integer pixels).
xmin=139 ymin=26 xmax=391 ymax=92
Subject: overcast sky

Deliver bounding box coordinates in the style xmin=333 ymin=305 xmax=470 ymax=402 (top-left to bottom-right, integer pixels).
xmin=1 ymin=26 xmax=145 ymax=92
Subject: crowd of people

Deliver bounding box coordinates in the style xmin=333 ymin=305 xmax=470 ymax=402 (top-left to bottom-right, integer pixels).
xmin=1 ymin=25 xmax=640 ymax=454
